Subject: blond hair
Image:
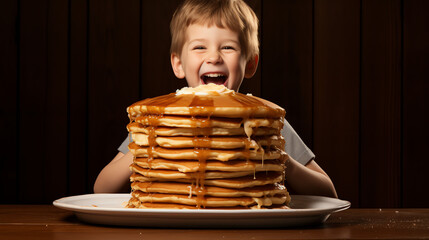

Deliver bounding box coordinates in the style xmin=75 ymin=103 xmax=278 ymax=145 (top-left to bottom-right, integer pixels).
xmin=170 ymin=0 xmax=259 ymax=60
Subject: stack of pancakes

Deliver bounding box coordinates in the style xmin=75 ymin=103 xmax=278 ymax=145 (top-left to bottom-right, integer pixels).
xmin=126 ymin=84 xmax=291 ymax=209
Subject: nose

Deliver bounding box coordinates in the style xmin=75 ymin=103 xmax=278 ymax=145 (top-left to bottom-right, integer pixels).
xmin=205 ymin=50 xmax=223 ymax=64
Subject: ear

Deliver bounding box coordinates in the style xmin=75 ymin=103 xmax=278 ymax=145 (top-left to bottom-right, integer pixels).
xmin=244 ymin=55 xmax=259 ymax=78
xmin=171 ymin=53 xmax=185 ymax=79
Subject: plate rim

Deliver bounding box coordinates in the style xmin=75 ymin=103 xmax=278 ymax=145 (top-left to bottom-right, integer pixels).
xmin=53 ymin=193 xmax=351 ymax=217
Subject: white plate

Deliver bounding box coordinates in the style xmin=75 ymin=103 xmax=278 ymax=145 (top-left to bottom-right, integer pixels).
xmin=53 ymin=194 xmax=350 ymax=228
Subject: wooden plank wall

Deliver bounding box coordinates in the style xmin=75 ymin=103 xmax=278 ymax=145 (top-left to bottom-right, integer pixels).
xmin=1 ymin=0 xmax=428 ymax=208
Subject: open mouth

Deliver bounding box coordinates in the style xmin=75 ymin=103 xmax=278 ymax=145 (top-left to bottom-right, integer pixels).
xmin=201 ymin=73 xmax=228 ymax=85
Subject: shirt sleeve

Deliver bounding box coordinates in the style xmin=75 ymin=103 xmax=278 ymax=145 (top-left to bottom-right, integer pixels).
xmin=281 ymin=120 xmax=315 ymax=166
xmin=118 ymin=134 xmax=131 ymax=154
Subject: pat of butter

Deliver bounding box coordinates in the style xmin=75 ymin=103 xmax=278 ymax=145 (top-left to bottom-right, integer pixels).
xmin=176 ymin=83 xmax=234 ymax=96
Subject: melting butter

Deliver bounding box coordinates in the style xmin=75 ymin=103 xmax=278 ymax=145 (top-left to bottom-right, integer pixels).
xmin=176 ymin=83 xmax=234 ymax=96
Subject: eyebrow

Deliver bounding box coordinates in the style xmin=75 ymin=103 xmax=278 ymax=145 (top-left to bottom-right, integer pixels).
xmin=188 ymin=39 xmax=208 ymax=44
xmin=188 ymin=39 xmax=240 ymax=45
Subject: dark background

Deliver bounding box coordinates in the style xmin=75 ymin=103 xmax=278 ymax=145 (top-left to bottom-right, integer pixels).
xmin=1 ymin=0 xmax=428 ymax=208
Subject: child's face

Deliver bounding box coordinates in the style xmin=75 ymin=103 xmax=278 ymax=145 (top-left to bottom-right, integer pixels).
xmin=171 ymin=24 xmax=254 ymax=92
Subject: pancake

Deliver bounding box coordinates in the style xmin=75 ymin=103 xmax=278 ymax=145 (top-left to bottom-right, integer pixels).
xmin=127 ymin=84 xmax=285 ymax=119
xmin=131 ymin=164 xmax=256 ymax=179
xmin=131 ymin=133 xmax=285 ymax=149
xmin=133 ymin=158 xmax=286 ymax=172
xmin=127 ymin=122 xmax=281 ymax=136
xmin=136 ymin=115 xmax=242 ymax=128
xmin=131 ymin=182 xmax=287 ymax=198
xmin=127 ymin=198 xmax=197 ymax=209
xmin=130 ymin=190 xmax=289 ymax=208
xmin=130 ymin=172 xmax=285 ymax=188
xmin=134 ymin=115 xmax=283 ymax=131
xmin=125 ymin=84 xmax=290 ymax=209
xmin=127 ymin=198 xmax=290 ymax=209
xmin=128 ymin=142 xmax=283 ymax=161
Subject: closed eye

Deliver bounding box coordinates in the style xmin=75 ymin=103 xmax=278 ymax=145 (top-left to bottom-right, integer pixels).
xmin=193 ymin=46 xmax=206 ymax=50
xmin=222 ymin=46 xmax=235 ymax=50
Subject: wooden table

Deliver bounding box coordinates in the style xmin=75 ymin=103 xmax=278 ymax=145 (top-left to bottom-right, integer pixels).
xmin=1 ymin=205 xmax=428 ymax=240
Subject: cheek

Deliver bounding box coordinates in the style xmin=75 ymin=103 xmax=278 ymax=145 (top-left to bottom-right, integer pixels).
xmin=183 ymin=57 xmax=203 ymax=87
xmin=230 ymin=58 xmax=247 ymax=77
xmin=186 ymin=56 xmax=202 ymax=72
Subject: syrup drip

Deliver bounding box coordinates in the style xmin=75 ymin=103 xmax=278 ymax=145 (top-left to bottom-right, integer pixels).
xmin=147 ymin=126 xmax=156 ymax=169
xmin=194 ymin=147 xmax=209 ymax=208
xmin=188 ymin=95 xmax=214 ymax=208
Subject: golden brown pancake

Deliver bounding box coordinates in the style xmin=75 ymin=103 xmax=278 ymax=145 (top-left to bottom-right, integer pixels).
xmin=130 ymin=164 xmax=256 ymax=179
xmin=131 ymin=133 xmax=285 ymax=149
xmin=134 ymin=115 xmax=283 ymax=130
xmin=127 ymin=84 xmax=285 ymax=119
xmin=133 ymin=158 xmax=286 ymax=173
xmin=131 ymin=182 xmax=287 ymax=198
xmin=128 ymin=142 xmax=283 ymax=161
xmin=130 ymin=190 xmax=289 ymax=208
xmin=127 ymin=122 xmax=281 ymax=136
xmin=127 ymin=197 xmax=290 ymax=209
xmin=130 ymin=172 xmax=285 ymax=189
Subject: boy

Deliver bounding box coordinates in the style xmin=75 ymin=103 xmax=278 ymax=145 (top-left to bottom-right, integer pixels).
xmin=94 ymin=0 xmax=337 ymax=198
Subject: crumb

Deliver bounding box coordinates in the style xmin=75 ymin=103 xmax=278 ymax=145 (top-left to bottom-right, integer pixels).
xmin=92 ymin=205 xmax=98 ymax=207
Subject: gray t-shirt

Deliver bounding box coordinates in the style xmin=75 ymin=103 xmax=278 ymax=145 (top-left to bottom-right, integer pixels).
xmin=118 ymin=120 xmax=314 ymax=166
xmin=281 ymin=120 xmax=315 ymax=165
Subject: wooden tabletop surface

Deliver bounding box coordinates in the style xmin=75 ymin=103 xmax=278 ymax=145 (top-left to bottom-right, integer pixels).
xmin=0 ymin=205 xmax=428 ymax=240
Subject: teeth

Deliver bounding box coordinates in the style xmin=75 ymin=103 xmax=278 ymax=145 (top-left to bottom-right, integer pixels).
xmin=204 ymin=73 xmax=225 ymax=78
